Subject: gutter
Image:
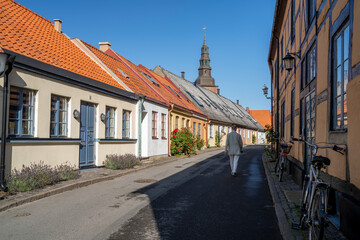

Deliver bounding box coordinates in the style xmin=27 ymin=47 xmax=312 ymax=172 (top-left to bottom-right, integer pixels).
xmin=1 ymin=54 xmax=16 ymax=191
xmin=168 ymin=104 xmax=174 ymax=156
xmin=138 ymin=96 xmax=146 ymax=158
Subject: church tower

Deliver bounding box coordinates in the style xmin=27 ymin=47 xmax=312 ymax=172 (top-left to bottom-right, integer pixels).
xmin=195 ymin=28 xmax=219 ymax=94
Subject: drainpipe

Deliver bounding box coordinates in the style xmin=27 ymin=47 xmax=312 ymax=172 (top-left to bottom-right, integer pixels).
xmin=1 ymin=55 xmax=16 ymax=191
xmin=138 ymin=96 xmax=145 ymax=159
xmin=168 ymin=104 xmax=174 ymax=156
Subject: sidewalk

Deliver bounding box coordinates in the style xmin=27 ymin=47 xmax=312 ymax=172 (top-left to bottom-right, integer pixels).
xmin=262 ymin=152 xmax=348 ymax=240
xmin=0 ymin=147 xmax=224 ymax=213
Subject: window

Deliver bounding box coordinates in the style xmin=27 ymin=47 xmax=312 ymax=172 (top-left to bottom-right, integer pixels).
xmin=332 ymin=23 xmax=350 ymax=129
xmin=307 ymin=0 xmax=316 ymax=25
xmin=117 ymin=68 xmax=129 ymax=79
xmin=209 ymin=124 xmax=214 ymax=138
xmin=167 ymin=86 xmax=180 ymax=98
xmin=106 ymin=107 xmax=116 ymax=138
xmin=299 ymin=98 xmax=304 ymax=136
xmin=186 ymin=119 xmax=190 ymax=127
xmin=152 ymin=112 xmax=157 ymax=138
xmin=291 ymin=0 xmax=295 ymax=40
xmin=9 ymin=87 xmax=35 ymax=136
xmin=301 ymin=45 xmax=316 ymax=89
xmin=198 ymin=123 xmax=201 ymax=136
xmin=193 ymin=122 xmax=196 ymax=135
xmin=281 ymin=101 xmax=285 ymax=138
xmin=182 ymin=118 xmax=185 ymax=128
xmin=142 ymin=72 xmax=159 ymax=86
xmin=50 ymin=95 xmax=68 ymax=137
xmin=122 ymin=110 xmax=131 ymax=138
xmin=307 ymin=45 xmax=316 ymax=83
xmin=175 ymin=116 xmax=179 ymax=129
xmin=291 ymin=89 xmax=295 ymax=137
xmin=281 ymin=37 xmax=283 ymax=70
xmin=186 ymin=91 xmax=204 ymax=107
xmin=161 ymin=114 xmax=166 ymax=138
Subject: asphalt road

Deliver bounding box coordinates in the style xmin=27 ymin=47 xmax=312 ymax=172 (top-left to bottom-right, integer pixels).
xmin=0 ymin=146 xmax=281 ymax=240
xmin=109 ymin=145 xmax=281 ymax=240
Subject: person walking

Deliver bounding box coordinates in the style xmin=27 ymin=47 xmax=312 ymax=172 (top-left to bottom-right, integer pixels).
xmin=225 ymin=125 xmax=243 ymax=177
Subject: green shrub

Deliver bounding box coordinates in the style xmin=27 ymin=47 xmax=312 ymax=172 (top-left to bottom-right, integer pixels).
xmin=252 ymin=135 xmax=256 ymax=144
xmin=265 ymin=124 xmax=276 ymax=144
xmin=215 ymin=131 xmax=224 ymax=147
xmin=104 ymin=154 xmax=140 ymax=170
xmin=195 ymin=135 xmax=204 ymax=150
xmin=55 ymin=163 xmax=79 ymax=181
xmin=170 ymin=128 xmax=196 ymax=155
xmin=7 ymin=162 xmax=59 ymax=192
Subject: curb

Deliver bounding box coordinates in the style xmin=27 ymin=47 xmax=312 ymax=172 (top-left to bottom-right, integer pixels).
xmin=262 ymin=153 xmax=295 ymax=240
xmin=0 ymin=147 xmax=224 ymax=213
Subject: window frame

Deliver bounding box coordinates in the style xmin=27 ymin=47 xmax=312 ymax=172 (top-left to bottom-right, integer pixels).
xmin=209 ymin=124 xmax=214 ymax=138
xmin=281 ymin=101 xmax=285 ymax=138
xmin=152 ymin=111 xmax=158 ymax=138
xmin=50 ymin=95 xmax=68 ymax=138
xmin=161 ymin=113 xmax=166 ymax=139
xmin=331 ymin=21 xmax=350 ymax=130
xmin=291 ymin=89 xmax=295 ymax=137
xmin=8 ymin=87 xmax=36 ymax=137
xmin=105 ymin=106 xmax=116 ymax=139
xmin=122 ymin=110 xmax=131 ymax=139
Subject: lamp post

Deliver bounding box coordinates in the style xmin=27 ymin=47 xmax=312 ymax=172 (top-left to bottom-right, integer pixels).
xmin=0 ymin=52 xmax=16 ymax=191
xmin=262 ymin=84 xmax=271 ymax=100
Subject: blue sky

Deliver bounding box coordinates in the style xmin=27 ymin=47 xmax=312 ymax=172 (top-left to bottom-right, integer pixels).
xmin=17 ymin=0 xmax=276 ymax=110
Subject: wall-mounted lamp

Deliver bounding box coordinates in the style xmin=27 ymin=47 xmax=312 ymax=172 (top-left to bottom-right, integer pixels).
xmin=283 ymin=52 xmax=300 ymax=71
xmin=100 ymin=113 xmax=106 ymax=122
xmin=262 ymin=84 xmax=271 ymax=100
xmin=73 ymin=109 xmax=80 ymax=119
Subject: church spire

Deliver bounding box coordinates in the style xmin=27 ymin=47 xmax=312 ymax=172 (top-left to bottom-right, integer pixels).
xmin=195 ymin=28 xmax=218 ymax=94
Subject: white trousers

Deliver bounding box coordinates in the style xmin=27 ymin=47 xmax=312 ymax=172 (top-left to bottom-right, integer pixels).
xmin=229 ymin=155 xmax=240 ymax=173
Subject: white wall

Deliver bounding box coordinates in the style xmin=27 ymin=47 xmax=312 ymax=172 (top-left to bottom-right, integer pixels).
xmin=141 ymin=101 xmax=168 ymax=158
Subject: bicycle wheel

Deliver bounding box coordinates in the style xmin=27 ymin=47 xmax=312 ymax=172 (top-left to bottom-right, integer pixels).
xmin=309 ymin=189 xmax=325 ymax=240
xmin=274 ymin=155 xmax=280 ymax=172
xmin=299 ymin=177 xmax=310 ymax=229
xmin=278 ymin=159 xmax=284 ymax=182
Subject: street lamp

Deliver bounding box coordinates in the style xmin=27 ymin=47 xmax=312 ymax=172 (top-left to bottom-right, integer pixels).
xmin=0 ymin=52 xmax=16 ymax=191
xmin=262 ymin=84 xmax=271 ymax=99
xmin=283 ymin=52 xmax=300 ymax=71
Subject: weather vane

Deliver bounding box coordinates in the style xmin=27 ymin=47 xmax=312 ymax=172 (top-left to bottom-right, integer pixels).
xmin=203 ymin=26 xmax=206 ymax=43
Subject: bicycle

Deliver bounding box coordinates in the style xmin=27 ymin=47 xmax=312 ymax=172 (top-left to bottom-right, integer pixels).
xmin=273 ymin=138 xmax=293 ymax=182
xmin=291 ymin=137 xmax=346 ymax=240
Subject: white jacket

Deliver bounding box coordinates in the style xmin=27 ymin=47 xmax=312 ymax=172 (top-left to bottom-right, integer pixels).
xmin=225 ymin=130 xmax=243 ymax=155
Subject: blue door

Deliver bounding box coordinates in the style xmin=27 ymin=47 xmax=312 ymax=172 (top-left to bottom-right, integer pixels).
xmin=79 ymin=102 xmax=95 ymax=167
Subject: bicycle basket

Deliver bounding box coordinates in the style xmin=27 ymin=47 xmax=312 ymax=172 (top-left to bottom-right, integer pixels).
xmin=280 ymin=144 xmax=292 ymax=154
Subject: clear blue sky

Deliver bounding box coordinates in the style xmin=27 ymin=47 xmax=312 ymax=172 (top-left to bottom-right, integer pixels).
xmin=17 ymin=0 xmax=276 ymax=110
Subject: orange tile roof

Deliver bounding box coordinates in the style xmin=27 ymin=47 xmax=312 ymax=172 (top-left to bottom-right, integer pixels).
xmin=247 ymin=110 xmax=271 ymax=128
xmin=105 ymin=48 xmax=206 ymax=118
xmin=0 ymin=0 xmax=126 ymax=90
xmin=82 ymin=41 xmax=166 ymax=105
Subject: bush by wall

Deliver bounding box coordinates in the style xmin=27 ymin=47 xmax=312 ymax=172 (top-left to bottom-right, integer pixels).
xmin=195 ymin=135 xmax=204 ymax=150
xmin=104 ymin=154 xmax=140 ymax=170
xmin=6 ymin=161 xmax=79 ymax=193
xmin=170 ymin=128 xmax=196 ymax=155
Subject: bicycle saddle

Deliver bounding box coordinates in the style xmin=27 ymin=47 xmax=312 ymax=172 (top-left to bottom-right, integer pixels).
xmin=312 ymin=156 xmax=330 ymax=166
xmin=280 ymin=143 xmax=289 ymax=148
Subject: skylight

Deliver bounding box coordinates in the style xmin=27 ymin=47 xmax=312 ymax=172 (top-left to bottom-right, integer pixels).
xmin=142 ymin=72 xmax=159 ymax=86
xmin=178 ymin=91 xmax=189 ymax=101
xmin=186 ymin=91 xmax=203 ymax=107
xmin=118 ymin=68 xmax=129 ymax=79
xmin=167 ymin=86 xmax=180 ymax=97
xmin=199 ymin=96 xmax=210 ymax=106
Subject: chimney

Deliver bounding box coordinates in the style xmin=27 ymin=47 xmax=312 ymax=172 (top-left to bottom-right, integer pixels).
xmin=237 ymin=100 xmax=239 ymax=105
xmin=246 ymin=107 xmax=250 ymax=112
xmin=99 ymin=42 xmax=112 ymax=52
xmin=181 ymin=71 xmax=185 ymax=78
xmin=54 ymin=19 xmax=62 ymax=33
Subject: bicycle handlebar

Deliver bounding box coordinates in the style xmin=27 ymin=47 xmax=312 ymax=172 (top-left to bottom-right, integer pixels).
xmin=290 ymin=137 xmax=346 ymax=154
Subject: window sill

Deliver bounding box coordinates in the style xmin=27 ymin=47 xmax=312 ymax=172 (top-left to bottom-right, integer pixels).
xmin=329 ymin=128 xmax=347 ymax=133
xmin=152 ymin=136 xmax=158 ymax=139
xmin=161 ymin=137 xmax=167 ymax=140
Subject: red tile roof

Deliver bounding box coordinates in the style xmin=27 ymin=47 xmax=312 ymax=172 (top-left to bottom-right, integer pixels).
xmin=247 ymin=110 xmax=271 ymax=128
xmin=0 ymin=0 xmax=126 ymax=90
xmin=105 ymin=48 xmax=207 ymax=118
xmin=81 ymin=41 xmax=167 ymax=105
